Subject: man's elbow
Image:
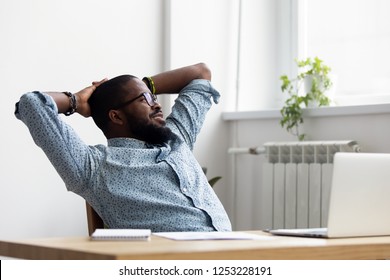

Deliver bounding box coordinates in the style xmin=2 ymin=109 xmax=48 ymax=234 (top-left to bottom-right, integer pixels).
xmin=195 ymin=62 xmax=212 ymax=81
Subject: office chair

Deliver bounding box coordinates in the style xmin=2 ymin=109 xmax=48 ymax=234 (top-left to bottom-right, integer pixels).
xmin=86 ymin=202 xmax=104 ymax=235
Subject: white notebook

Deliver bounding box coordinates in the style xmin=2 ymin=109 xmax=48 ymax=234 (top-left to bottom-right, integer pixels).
xmin=90 ymin=229 xmax=151 ymax=241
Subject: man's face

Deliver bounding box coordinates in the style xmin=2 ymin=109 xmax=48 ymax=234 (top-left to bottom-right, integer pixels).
xmin=118 ymin=79 xmax=174 ymax=144
xmin=118 ymin=79 xmax=164 ymax=127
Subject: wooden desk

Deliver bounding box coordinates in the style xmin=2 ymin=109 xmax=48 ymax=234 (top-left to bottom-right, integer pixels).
xmin=1 ymin=231 xmax=390 ymax=260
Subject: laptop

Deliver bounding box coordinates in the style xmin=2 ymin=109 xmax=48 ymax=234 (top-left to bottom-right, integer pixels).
xmin=267 ymin=152 xmax=390 ymax=238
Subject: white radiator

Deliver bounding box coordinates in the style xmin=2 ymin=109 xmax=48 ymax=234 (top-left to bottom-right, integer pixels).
xmin=229 ymin=140 xmax=361 ymax=229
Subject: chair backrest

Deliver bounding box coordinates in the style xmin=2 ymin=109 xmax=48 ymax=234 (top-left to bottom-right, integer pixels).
xmin=86 ymin=202 xmax=104 ymax=235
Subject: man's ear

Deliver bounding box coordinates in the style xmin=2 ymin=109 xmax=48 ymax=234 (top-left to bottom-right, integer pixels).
xmin=108 ymin=109 xmax=125 ymax=125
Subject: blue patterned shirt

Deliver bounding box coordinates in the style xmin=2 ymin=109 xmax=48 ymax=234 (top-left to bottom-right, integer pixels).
xmin=15 ymin=79 xmax=232 ymax=232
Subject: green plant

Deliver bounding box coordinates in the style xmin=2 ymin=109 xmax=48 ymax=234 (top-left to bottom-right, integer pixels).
xmin=280 ymin=57 xmax=333 ymax=140
xmin=208 ymin=176 xmax=222 ymax=187
xmin=202 ymin=167 xmax=222 ymax=188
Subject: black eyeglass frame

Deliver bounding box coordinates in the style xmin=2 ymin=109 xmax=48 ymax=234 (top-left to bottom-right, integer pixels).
xmin=113 ymin=92 xmax=157 ymax=110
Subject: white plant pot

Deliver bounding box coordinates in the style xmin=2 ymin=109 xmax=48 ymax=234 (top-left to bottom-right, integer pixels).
xmin=304 ymin=74 xmax=336 ymax=107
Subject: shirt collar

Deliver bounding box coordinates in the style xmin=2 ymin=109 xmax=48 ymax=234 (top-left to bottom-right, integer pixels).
xmin=107 ymin=137 xmax=148 ymax=149
xmin=107 ymin=137 xmax=171 ymax=149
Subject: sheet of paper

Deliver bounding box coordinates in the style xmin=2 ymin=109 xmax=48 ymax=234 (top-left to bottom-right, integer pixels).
xmin=153 ymin=231 xmax=273 ymax=241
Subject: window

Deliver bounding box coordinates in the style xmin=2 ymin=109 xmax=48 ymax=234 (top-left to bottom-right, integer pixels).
xmin=234 ymin=0 xmax=390 ymax=111
xmin=305 ymin=0 xmax=390 ymax=105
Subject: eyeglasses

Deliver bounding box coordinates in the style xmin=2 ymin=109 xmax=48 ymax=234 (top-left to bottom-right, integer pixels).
xmin=113 ymin=92 xmax=157 ymax=109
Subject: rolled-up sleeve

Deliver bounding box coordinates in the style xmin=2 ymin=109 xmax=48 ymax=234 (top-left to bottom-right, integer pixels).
xmin=15 ymin=92 xmax=101 ymax=193
xmin=166 ymin=79 xmax=220 ymax=150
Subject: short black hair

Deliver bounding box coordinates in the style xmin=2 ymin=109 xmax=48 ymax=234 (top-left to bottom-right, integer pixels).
xmin=88 ymin=74 xmax=137 ymax=132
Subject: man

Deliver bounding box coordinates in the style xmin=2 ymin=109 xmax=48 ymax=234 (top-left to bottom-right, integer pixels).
xmin=15 ymin=63 xmax=232 ymax=232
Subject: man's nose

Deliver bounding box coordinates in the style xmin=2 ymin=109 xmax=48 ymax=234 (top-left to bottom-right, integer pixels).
xmin=151 ymin=101 xmax=162 ymax=110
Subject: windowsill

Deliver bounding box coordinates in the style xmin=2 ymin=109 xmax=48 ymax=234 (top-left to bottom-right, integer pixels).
xmin=222 ymin=103 xmax=390 ymax=121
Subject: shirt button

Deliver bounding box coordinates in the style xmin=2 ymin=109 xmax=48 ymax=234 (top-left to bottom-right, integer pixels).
xmin=182 ymin=188 xmax=187 ymax=192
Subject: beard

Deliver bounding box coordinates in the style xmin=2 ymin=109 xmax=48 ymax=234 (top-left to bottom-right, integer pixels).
xmin=127 ymin=115 xmax=175 ymax=145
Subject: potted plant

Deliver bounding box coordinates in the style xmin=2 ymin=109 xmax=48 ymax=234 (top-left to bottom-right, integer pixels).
xmin=280 ymin=57 xmax=333 ymax=140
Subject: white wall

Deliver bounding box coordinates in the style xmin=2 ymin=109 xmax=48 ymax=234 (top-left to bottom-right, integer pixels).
xmin=237 ymin=0 xmax=279 ymax=111
xmin=0 ymin=0 xmax=166 ymax=239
